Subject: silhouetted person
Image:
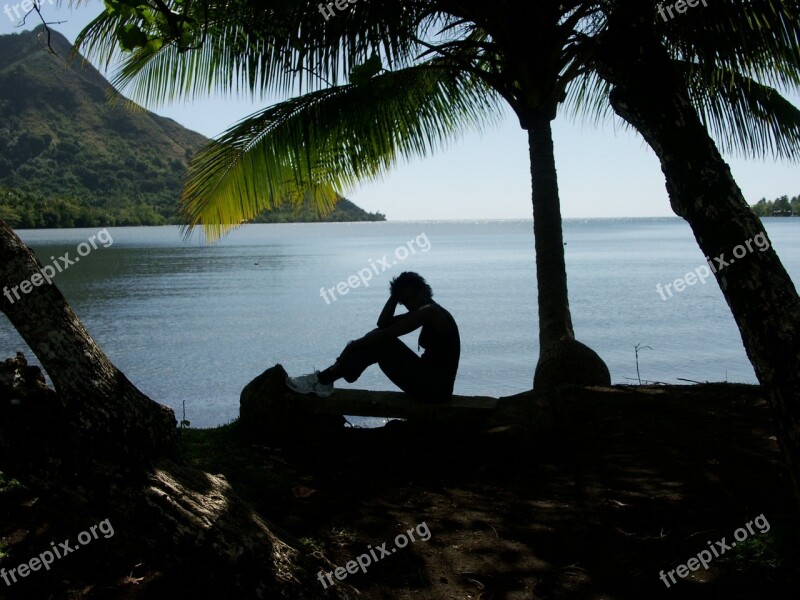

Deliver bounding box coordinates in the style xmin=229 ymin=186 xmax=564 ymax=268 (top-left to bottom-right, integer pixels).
xmin=286 ymin=272 xmax=460 ymax=402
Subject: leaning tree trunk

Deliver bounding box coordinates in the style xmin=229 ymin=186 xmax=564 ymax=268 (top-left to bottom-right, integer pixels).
xmin=0 ymin=221 xmax=359 ymax=598
xmin=0 ymin=219 xmax=177 ymax=463
xmin=524 ymin=108 xmax=612 ymax=388
xmin=594 ymin=3 xmax=800 ymax=505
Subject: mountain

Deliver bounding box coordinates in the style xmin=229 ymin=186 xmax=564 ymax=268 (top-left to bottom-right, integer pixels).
xmin=0 ymin=26 xmax=384 ymax=227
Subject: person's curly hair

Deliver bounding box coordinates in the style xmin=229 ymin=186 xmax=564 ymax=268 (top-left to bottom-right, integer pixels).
xmin=390 ymin=272 xmax=433 ymax=300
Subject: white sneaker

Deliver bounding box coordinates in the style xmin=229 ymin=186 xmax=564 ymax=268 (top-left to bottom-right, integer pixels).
xmin=285 ymin=371 xmax=334 ymax=398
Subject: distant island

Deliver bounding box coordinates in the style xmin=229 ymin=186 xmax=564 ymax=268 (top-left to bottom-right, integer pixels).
xmin=0 ymin=27 xmax=383 ymax=228
xmin=249 ymin=197 xmax=385 ymax=223
xmin=750 ymin=193 xmax=799 ymax=217
xmin=0 ymin=186 xmax=385 ymax=228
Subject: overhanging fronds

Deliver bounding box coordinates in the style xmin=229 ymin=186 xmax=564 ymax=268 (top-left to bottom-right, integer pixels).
xmin=182 ymin=63 xmax=504 ymax=240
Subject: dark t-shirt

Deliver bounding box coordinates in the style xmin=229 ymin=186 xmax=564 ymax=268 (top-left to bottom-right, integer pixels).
xmin=418 ymin=302 xmax=460 ymax=397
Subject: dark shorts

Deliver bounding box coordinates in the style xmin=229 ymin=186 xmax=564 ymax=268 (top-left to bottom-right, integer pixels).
xmin=336 ymin=338 xmax=454 ymax=403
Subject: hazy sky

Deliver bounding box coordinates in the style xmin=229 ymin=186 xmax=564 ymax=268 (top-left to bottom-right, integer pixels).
xmin=2 ymin=2 xmax=797 ymax=220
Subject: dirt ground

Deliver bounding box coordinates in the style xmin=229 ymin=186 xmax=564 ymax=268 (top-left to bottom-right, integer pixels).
xmin=2 ymin=383 xmax=799 ymax=599
xmin=269 ymin=383 xmax=799 ymax=600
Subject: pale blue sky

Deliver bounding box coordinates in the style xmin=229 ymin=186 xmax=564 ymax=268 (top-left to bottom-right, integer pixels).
xmin=2 ymin=1 xmax=797 ymax=220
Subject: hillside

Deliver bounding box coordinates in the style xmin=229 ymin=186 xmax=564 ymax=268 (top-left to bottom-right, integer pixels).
xmin=251 ymin=197 xmax=384 ymax=223
xmin=0 ymin=26 xmax=383 ymax=227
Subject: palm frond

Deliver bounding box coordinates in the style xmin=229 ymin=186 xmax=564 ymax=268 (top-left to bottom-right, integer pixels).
xmin=562 ymin=71 xmax=616 ymax=128
xmin=182 ymin=63 xmax=504 ymax=240
xmin=661 ymin=0 xmax=800 ymax=93
xmin=566 ymin=0 xmax=800 ymax=157
xmin=678 ymin=60 xmax=800 ymax=160
xmin=73 ymin=0 xmax=431 ymax=105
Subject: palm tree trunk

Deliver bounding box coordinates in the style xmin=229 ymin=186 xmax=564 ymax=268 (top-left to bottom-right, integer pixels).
xmin=523 ymin=109 xmax=611 ymax=388
xmin=595 ymin=4 xmax=800 ymax=505
xmin=528 ymin=113 xmax=574 ymax=349
xmin=0 ymin=219 xmax=177 ymax=462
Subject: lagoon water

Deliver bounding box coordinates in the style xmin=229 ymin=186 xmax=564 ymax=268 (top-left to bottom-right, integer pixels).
xmin=1 ymin=218 xmax=798 ymax=428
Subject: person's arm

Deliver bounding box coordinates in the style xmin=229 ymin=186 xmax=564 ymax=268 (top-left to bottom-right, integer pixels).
xmin=357 ymin=305 xmax=436 ymax=348
xmin=376 ymin=294 xmax=400 ymax=328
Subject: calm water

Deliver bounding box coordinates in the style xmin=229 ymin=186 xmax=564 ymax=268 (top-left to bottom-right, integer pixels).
xmin=1 ymin=219 xmax=798 ymax=428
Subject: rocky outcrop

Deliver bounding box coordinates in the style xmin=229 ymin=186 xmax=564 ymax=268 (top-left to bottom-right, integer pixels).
xmin=240 ymin=364 xmax=346 ymax=441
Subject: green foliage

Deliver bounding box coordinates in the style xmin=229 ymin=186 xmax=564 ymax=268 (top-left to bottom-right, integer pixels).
xmin=0 ymin=470 xmax=23 ymax=497
xmin=250 ymin=198 xmax=385 ymax=223
xmin=297 ymin=536 xmax=325 ymax=554
xmin=0 ymin=186 xmax=382 ymax=227
xmin=178 ymin=63 xmax=499 ymax=239
xmin=718 ymin=529 xmax=790 ymax=571
xmin=0 ymin=470 xmax=26 ymax=560
xmin=177 ymin=419 xmax=299 ymax=517
xmin=73 ymin=0 xmax=800 ymax=241
xmin=0 ymin=187 xmax=169 ymax=227
xmin=74 ymin=0 xmax=505 ymax=239
xmin=0 ymin=27 xmax=207 ymax=225
xmin=102 ymin=0 xmax=202 ymax=54
xmin=0 ymin=27 xmax=380 ymax=228
xmin=751 ymin=193 xmax=799 ymax=216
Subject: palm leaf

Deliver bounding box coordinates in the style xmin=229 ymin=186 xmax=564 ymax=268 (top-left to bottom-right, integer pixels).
xmin=660 ymin=0 xmax=800 ymax=92
xmin=72 ymin=0 xmax=429 ymax=105
xmin=182 ymin=63 xmax=504 ymax=240
xmin=680 ymin=61 xmax=800 ymax=159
